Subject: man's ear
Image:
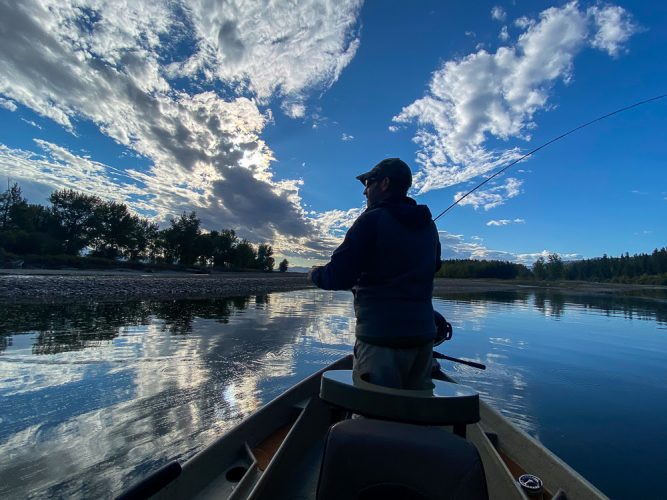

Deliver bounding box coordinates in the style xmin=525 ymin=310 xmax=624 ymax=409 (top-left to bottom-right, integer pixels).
xmin=380 ymin=177 xmax=391 ymax=192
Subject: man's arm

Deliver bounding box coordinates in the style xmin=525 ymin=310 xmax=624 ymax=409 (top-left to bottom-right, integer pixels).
xmin=310 ymin=215 xmax=373 ymax=290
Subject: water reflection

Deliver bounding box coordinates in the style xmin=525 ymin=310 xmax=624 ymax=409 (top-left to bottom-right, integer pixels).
xmin=436 ymin=289 xmax=667 ymax=324
xmin=0 ymin=290 xmax=355 ymax=499
xmin=0 ymin=288 xmax=666 ymax=499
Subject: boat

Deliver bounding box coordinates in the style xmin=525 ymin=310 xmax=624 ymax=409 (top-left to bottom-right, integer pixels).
xmin=118 ymin=354 xmax=608 ymax=500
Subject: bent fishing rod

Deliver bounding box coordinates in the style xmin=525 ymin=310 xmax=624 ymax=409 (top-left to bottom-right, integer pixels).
xmin=432 ymin=93 xmax=667 ymax=222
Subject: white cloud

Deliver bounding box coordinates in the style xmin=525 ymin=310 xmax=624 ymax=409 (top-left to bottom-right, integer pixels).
xmin=588 ymin=5 xmax=637 ymax=57
xmin=167 ymin=0 xmax=362 ymax=110
xmin=341 ymin=133 xmax=354 ymax=141
xmin=393 ymin=2 xmax=638 ymax=196
xmin=0 ymin=0 xmax=364 ymax=258
xmin=499 ymin=25 xmax=509 ymax=41
xmin=0 ymin=96 xmax=16 ymax=111
xmin=439 ymin=230 xmax=518 ymax=261
xmin=487 ymin=220 xmax=508 ymax=226
xmin=455 ymin=177 xmax=523 ymax=211
xmin=514 ymin=16 xmax=533 ymax=30
xmin=282 ymin=101 xmax=306 ymax=118
xmin=20 ymin=118 xmax=42 ymax=129
xmin=515 ymin=250 xmax=582 ymax=265
xmin=487 ymin=218 xmax=525 ymax=226
xmin=491 ymin=6 xmax=507 ymax=22
xmin=438 ymin=230 xmax=581 ymax=265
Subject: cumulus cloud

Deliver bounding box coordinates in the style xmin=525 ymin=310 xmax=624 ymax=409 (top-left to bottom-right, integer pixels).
xmin=499 ymin=25 xmax=509 ymax=41
xmin=491 ymin=6 xmax=507 ymax=22
xmin=166 ymin=0 xmax=362 ymax=107
xmin=455 ymin=177 xmax=522 ymax=210
xmin=341 ymin=133 xmax=354 ymax=141
xmin=439 ymin=231 xmax=582 ymax=264
xmin=439 ymin=230 xmax=519 ymax=261
xmin=393 ymin=2 xmax=638 ymax=197
xmin=589 ymin=5 xmax=637 ymax=56
xmin=0 ymin=0 xmax=363 ymax=257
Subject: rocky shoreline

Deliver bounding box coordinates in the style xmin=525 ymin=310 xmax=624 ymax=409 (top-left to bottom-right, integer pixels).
xmin=1 ymin=269 xmax=664 ymax=303
xmin=0 ymin=270 xmax=315 ymax=303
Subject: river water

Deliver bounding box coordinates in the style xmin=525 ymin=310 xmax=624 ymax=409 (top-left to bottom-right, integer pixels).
xmin=1 ymin=289 xmax=666 ymax=498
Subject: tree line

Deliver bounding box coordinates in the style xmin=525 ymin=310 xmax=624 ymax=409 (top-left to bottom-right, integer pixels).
xmin=532 ymin=250 xmax=667 ymax=283
xmin=437 ymin=250 xmax=667 ymax=284
xmin=0 ymin=183 xmax=289 ymax=272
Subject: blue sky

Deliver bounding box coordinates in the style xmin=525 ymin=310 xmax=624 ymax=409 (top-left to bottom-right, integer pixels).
xmin=0 ymin=0 xmax=665 ymax=268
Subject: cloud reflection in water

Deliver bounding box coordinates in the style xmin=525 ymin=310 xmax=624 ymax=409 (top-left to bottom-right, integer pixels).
xmin=1 ymin=288 xmax=666 ymax=499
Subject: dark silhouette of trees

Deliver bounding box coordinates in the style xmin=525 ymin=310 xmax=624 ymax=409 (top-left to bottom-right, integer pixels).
xmin=437 ymin=259 xmax=530 ymax=279
xmin=49 ymin=189 xmax=100 ymax=255
xmin=279 ymin=259 xmax=288 ymax=272
xmin=233 ymin=239 xmax=256 ymax=269
xmin=255 ymin=243 xmax=275 ymax=272
xmin=563 ymin=248 xmax=667 ymax=284
xmin=208 ymin=229 xmax=238 ymax=268
xmin=0 ymin=182 xmax=25 ymax=230
xmin=0 ymin=183 xmax=280 ymax=271
xmin=532 ymin=257 xmax=547 ymax=280
xmin=161 ymin=212 xmax=201 ymax=266
xmin=437 ymin=250 xmax=667 ymax=284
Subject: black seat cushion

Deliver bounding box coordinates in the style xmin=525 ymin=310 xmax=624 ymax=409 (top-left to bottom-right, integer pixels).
xmin=316 ymin=419 xmax=488 ymax=500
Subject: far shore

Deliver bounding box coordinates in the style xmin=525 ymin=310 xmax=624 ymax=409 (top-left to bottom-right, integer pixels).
xmin=1 ymin=268 xmax=665 ymax=303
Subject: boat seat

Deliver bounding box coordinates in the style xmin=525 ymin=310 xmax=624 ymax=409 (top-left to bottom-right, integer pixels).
xmin=316 ymin=418 xmax=488 ymax=500
xmin=319 ymin=370 xmax=479 ymax=426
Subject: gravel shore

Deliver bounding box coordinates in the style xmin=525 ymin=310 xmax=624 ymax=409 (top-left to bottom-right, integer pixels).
xmin=0 ymin=270 xmax=315 ymax=303
xmin=1 ymin=269 xmax=664 ymax=303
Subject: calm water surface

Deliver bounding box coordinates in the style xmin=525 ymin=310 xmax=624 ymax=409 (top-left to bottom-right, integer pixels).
xmin=1 ymin=289 xmax=666 ymax=498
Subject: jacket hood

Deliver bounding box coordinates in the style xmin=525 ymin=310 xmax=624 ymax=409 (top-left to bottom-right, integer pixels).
xmin=374 ymin=197 xmax=433 ymax=229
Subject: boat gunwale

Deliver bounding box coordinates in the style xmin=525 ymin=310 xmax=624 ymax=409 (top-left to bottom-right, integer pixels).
xmin=127 ymin=355 xmax=608 ymax=500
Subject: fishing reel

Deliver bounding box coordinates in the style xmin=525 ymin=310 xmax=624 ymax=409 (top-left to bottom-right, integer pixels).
xmin=433 ymin=310 xmax=453 ymax=347
xmin=432 ymin=311 xmax=485 ymax=374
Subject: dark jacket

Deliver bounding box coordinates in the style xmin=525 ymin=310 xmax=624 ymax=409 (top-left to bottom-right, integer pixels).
xmin=311 ymin=196 xmax=441 ymax=347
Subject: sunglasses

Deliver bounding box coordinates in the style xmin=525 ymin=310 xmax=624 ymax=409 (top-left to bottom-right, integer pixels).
xmin=364 ymin=177 xmax=378 ymax=187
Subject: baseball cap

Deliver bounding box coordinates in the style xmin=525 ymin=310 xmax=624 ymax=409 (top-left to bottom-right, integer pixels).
xmin=356 ymin=158 xmax=412 ymax=189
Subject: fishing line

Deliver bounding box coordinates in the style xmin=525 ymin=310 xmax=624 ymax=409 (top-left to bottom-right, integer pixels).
xmin=432 ymin=93 xmax=667 ymax=222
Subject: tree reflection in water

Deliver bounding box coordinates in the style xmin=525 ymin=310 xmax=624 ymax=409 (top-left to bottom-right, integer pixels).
xmin=0 ymin=296 xmax=267 ymax=353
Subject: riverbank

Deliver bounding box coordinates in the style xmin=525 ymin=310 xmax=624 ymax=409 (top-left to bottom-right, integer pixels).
xmin=1 ymin=269 xmax=665 ymax=303
xmin=0 ymin=270 xmax=312 ymax=302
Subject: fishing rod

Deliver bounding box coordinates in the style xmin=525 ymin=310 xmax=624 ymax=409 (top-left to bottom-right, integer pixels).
xmin=433 ymin=351 xmax=486 ymax=370
xmin=432 ymin=93 xmax=667 ymax=222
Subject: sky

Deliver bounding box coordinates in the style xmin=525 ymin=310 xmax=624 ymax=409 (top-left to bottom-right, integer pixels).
xmin=0 ymin=0 xmax=665 ymax=268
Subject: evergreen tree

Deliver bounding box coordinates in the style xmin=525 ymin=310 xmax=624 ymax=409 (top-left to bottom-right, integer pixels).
xmin=278 ymin=258 xmax=289 ymax=272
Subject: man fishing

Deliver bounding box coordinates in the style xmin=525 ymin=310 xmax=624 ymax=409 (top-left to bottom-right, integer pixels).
xmin=309 ymin=158 xmax=441 ymax=390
